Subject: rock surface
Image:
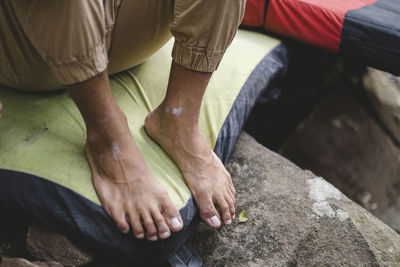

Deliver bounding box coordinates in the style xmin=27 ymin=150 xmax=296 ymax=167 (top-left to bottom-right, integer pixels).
xmin=0 ymin=258 xmax=62 ymax=267
xmin=363 ymin=67 xmax=400 ymax=144
xmin=3 ymin=131 xmax=400 ymax=266
xmin=190 ymin=132 xmax=400 ymax=266
xmin=26 ymin=222 xmax=93 ymax=266
xmin=279 ymin=86 xmax=400 ymax=233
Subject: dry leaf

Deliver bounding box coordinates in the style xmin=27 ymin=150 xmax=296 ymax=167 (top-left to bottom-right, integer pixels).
xmin=238 ymin=209 xmax=248 ymax=223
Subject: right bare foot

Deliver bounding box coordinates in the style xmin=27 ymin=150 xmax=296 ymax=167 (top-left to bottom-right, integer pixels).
xmin=85 ymin=108 xmax=183 ymax=241
xmin=145 ymin=107 xmax=236 ymax=229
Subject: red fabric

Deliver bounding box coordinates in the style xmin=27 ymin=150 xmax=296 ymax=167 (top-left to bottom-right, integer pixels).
xmin=242 ymin=0 xmax=266 ymax=27
xmin=265 ymin=0 xmax=376 ymax=52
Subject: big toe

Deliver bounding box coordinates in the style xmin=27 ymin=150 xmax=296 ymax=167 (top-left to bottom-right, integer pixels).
xmin=206 ymin=215 xmax=221 ymax=228
xmin=162 ymin=200 xmax=183 ymax=232
xmin=198 ymin=200 xmax=221 ymax=228
xmin=168 ymin=216 xmax=183 ymax=232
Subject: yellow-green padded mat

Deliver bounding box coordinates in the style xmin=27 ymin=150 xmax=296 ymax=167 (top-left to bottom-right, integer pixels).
xmin=0 ymin=30 xmax=280 ymax=209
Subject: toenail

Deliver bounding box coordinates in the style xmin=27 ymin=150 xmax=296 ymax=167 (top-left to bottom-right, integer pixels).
xmin=225 ymin=219 xmax=232 ymax=225
xmin=160 ymin=231 xmax=170 ymax=239
xmin=208 ymin=216 xmax=221 ymax=227
xmin=171 ymin=217 xmax=182 ymax=228
xmin=136 ymin=233 xmax=145 ymax=239
xmin=148 ymin=235 xmax=158 ymax=241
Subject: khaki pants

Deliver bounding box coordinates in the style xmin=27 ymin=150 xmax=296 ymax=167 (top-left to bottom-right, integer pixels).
xmin=0 ymin=0 xmax=245 ymax=91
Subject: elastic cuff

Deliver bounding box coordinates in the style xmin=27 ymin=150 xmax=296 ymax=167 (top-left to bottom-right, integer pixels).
xmin=49 ymin=44 xmax=108 ymax=85
xmin=172 ymin=42 xmax=224 ymax=73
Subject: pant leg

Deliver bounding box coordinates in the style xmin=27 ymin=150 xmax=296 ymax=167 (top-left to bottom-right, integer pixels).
xmin=108 ymin=0 xmax=246 ymax=74
xmin=0 ymin=0 xmax=246 ymax=90
xmin=0 ymin=1 xmax=57 ymax=91
xmin=0 ymin=0 xmax=109 ymax=91
xmin=107 ymin=0 xmax=174 ymax=75
xmin=170 ymin=0 xmax=246 ymax=72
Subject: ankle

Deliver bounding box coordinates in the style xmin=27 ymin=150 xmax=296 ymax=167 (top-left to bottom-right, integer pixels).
xmin=86 ymin=110 xmax=131 ymax=147
xmin=152 ymin=102 xmax=200 ymax=131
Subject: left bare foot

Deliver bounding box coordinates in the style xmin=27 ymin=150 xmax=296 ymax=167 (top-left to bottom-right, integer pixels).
xmin=145 ymin=104 xmax=236 ymax=228
xmin=67 ymin=71 xmax=183 ymax=241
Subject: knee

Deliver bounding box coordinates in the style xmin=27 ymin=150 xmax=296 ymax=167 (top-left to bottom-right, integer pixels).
xmin=210 ymin=0 xmax=246 ymax=27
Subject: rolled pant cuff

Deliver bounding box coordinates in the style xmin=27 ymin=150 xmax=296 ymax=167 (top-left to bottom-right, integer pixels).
xmin=171 ymin=42 xmax=224 ymax=73
xmin=49 ymin=43 xmax=109 ymax=86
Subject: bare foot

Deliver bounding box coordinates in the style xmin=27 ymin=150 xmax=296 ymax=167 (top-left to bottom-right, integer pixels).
xmin=84 ymin=108 xmax=183 ymax=241
xmin=0 ymin=101 xmax=3 ymax=120
xmin=67 ymin=71 xmax=183 ymax=241
xmin=145 ymin=106 xmax=236 ymax=228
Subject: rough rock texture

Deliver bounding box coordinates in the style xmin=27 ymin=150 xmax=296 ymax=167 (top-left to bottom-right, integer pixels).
xmin=0 ymin=258 xmax=62 ymax=267
xmin=363 ymin=68 xmax=400 ymax=121
xmin=26 ymin=222 xmax=93 ymax=266
xmin=279 ymin=86 xmax=400 ymax=233
xmin=190 ymin=132 xmax=400 ymax=266
xmin=363 ymin=67 xmax=400 ymax=144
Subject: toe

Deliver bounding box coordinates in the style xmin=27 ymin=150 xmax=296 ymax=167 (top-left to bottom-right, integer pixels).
xmin=230 ymin=184 xmax=236 ymax=197
xmin=161 ymin=198 xmax=183 ymax=232
xmin=198 ymin=199 xmax=221 ymax=228
xmin=226 ymin=175 xmax=236 ymax=196
xmin=151 ymin=209 xmax=171 ymax=239
xmin=141 ymin=212 xmax=158 ymax=241
xmin=168 ymin=216 xmax=183 ymax=232
xmin=223 ymin=169 xmax=235 ymax=193
xmin=226 ymin=195 xmax=236 ymax=220
xmin=216 ymin=196 xmax=232 ymax=225
xmin=228 ymin=186 xmax=236 ymax=202
xmin=207 ymin=215 xmax=221 ymax=228
xmin=128 ymin=212 xmax=145 ymax=239
xmin=108 ymin=206 xmax=129 ymax=234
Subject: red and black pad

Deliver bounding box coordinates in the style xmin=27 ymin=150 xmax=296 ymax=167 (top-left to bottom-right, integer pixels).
xmin=242 ymin=0 xmax=267 ymax=27
xmin=340 ymin=0 xmax=400 ymax=74
xmin=242 ymin=0 xmax=400 ymax=75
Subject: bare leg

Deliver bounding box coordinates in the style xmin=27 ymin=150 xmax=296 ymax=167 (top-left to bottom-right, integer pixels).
xmin=67 ymin=71 xmax=183 ymax=241
xmin=0 ymin=101 xmax=2 ymax=120
xmin=145 ymin=62 xmax=236 ymax=228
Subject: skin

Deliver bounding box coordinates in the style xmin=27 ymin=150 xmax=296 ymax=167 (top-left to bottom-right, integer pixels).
xmin=69 ymin=62 xmax=236 ymax=239
xmin=145 ymin=62 xmax=236 ymax=227
xmin=67 ymin=71 xmax=183 ymax=241
xmin=2 ymin=61 xmax=236 ymax=241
